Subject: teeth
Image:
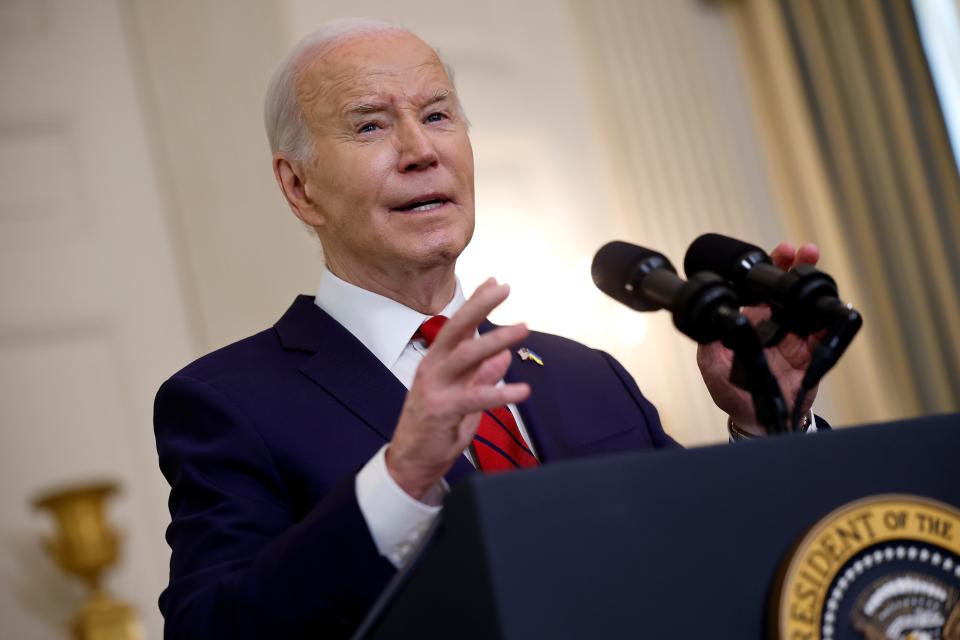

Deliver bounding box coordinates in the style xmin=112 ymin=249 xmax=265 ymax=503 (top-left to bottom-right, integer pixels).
xmin=408 ymin=200 xmax=445 ymax=212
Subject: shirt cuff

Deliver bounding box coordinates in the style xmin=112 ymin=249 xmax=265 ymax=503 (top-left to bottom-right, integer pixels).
xmin=355 ymin=444 xmax=447 ymax=568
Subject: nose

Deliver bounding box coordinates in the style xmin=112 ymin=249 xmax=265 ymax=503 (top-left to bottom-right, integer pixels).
xmin=395 ymin=118 xmax=438 ymax=172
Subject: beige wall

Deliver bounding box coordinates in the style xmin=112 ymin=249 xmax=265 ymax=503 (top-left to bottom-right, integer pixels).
xmin=1 ymin=1 xmax=199 ymax=637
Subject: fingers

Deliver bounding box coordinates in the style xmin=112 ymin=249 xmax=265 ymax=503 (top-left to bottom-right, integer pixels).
xmin=795 ymin=243 xmax=819 ymax=266
xmin=425 ymin=335 xmax=531 ymax=423
xmin=407 ymin=275 xmax=531 ymax=415
xmin=388 ymin=279 xmax=530 ymax=496
xmin=471 ymin=348 xmax=514 ymax=389
xmin=770 ymin=241 xmax=820 ymax=271
xmin=456 ymin=381 xmax=531 ymax=415
xmin=433 ymin=323 xmax=529 ymax=380
xmin=459 ymin=350 xmax=531 ymax=414
xmin=424 ymin=276 xmax=528 ymax=381
xmin=769 ymin=242 xmax=796 ymax=270
xmin=472 ymin=348 xmax=510 ymax=383
xmin=430 ymin=279 xmax=509 ymax=352
xmin=468 ymin=349 xmax=531 ymax=414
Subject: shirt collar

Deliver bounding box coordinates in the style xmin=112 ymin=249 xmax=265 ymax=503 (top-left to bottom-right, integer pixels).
xmin=314 ymin=267 xmax=466 ymax=370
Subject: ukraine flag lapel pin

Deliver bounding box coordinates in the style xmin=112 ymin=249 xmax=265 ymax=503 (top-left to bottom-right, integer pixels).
xmin=517 ymin=347 xmax=544 ymax=366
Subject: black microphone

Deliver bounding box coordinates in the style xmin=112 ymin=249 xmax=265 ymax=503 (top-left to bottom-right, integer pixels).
xmin=683 ymin=233 xmax=849 ymax=336
xmin=684 ymin=233 xmax=863 ymax=431
xmin=592 ymin=240 xmax=791 ymax=432
xmin=591 ymin=241 xmax=745 ymax=344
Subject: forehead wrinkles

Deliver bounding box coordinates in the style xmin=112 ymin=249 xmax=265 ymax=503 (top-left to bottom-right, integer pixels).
xmin=297 ymin=52 xmax=450 ymax=127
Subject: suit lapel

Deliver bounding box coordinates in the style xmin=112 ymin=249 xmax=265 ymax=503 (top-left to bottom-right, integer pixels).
xmin=276 ymin=296 xmax=408 ymax=443
xmin=276 ymin=296 xmax=477 ymax=484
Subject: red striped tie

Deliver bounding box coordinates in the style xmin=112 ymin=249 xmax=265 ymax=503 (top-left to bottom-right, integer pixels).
xmin=415 ymin=316 xmax=539 ymax=472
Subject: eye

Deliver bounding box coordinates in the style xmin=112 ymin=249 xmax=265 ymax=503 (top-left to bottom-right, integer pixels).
xmin=357 ymin=122 xmax=381 ymax=134
xmin=424 ymin=112 xmax=447 ymax=124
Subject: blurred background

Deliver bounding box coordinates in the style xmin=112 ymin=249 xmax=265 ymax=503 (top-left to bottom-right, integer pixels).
xmin=1 ymin=0 xmax=958 ymax=637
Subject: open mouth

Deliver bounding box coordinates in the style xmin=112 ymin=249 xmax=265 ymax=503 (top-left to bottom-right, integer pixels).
xmin=392 ymin=196 xmax=451 ymax=213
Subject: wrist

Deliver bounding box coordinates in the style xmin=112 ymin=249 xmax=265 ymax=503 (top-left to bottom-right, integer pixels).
xmin=384 ymin=445 xmax=439 ymax=501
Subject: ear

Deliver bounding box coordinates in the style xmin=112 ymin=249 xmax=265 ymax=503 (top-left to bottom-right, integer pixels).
xmin=273 ymin=153 xmax=325 ymax=227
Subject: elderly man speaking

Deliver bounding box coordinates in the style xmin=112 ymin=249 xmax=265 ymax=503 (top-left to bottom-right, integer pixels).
xmin=154 ymin=17 xmax=822 ymax=639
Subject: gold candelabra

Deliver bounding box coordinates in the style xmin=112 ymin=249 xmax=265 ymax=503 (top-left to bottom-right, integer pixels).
xmin=33 ymin=482 xmax=145 ymax=640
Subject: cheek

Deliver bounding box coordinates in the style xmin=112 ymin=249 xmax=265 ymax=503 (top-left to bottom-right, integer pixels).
xmin=316 ymin=138 xmax=390 ymax=182
xmin=451 ymin=138 xmax=475 ymax=187
xmin=340 ymin=148 xmax=396 ymax=205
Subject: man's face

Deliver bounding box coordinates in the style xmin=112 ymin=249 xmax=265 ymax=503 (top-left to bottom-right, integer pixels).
xmin=294 ymin=31 xmax=475 ymax=279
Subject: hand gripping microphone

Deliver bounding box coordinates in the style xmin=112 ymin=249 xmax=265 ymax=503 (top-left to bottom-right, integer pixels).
xmin=684 ymin=233 xmax=863 ymax=430
xmin=591 ymin=240 xmax=790 ymax=432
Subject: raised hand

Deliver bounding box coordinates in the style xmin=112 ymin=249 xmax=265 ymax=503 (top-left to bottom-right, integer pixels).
xmin=696 ymin=242 xmax=822 ymax=436
xmin=386 ymin=279 xmax=530 ymax=499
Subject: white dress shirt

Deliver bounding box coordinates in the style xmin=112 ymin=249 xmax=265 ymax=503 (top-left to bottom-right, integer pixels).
xmin=314 ymin=268 xmax=536 ymax=568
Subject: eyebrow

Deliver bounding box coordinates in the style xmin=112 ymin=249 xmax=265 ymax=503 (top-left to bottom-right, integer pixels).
xmin=423 ymin=89 xmax=452 ymax=108
xmin=341 ymin=89 xmax=453 ymax=118
xmin=342 ymin=102 xmax=387 ymax=117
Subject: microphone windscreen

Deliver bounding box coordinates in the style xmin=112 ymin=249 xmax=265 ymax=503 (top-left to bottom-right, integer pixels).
xmin=592 ymin=241 xmax=669 ymax=306
xmin=683 ymin=233 xmax=765 ymax=278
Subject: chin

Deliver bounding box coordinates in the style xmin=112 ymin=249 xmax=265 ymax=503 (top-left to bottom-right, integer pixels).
xmin=413 ymin=223 xmax=472 ymax=261
xmin=403 ymin=238 xmax=468 ymax=270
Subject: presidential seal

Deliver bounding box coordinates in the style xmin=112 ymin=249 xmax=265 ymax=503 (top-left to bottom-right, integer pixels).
xmin=773 ymin=495 xmax=960 ymax=640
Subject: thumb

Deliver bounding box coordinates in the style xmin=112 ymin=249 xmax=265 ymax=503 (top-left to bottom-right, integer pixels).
xmin=456 ymin=411 xmax=484 ymax=448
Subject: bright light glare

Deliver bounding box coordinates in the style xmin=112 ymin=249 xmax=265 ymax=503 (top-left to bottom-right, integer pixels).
xmin=459 ymin=211 xmax=647 ymax=349
xmin=608 ymin=301 xmax=648 ymax=347
xmin=913 ymin=0 xmax=960 ymax=167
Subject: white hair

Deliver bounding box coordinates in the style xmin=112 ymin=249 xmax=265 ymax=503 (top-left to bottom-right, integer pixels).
xmin=263 ymin=17 xmax=461 ymax=165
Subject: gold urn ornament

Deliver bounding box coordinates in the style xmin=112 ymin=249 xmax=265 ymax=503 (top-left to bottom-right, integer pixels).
xmin=34 ymin=481 xmax=145 ymax=640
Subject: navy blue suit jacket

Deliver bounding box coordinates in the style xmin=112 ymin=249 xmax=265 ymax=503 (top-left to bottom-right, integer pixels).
xmin=154 ymin=295 xmax=677 ymax=639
